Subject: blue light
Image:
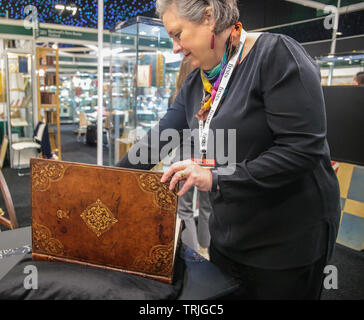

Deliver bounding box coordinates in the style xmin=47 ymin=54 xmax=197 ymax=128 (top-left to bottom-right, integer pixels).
xmin=0 ymin=0 xmax=157 ymax=29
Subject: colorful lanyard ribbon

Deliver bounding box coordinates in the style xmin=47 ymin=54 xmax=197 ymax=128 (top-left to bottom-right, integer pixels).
xmin=198 ymin=28 xmax=247 ymax=158
xmin=198 ymin=22 xmax=244 ymax=121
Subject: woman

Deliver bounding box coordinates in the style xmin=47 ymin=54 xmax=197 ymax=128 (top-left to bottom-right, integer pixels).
xmin=117 ymin=0 xmax=341 ymax=299
xmin=354 ymin=71 xmax=364 ymax=86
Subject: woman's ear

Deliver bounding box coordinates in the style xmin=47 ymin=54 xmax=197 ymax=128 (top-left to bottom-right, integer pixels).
xmin=203 ymin=6 xmax=216 ymax=31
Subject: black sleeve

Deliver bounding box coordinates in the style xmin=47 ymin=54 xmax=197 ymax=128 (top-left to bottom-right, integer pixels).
xmin=217 ymin=34 xmax=327 ymax=200
xmin=115 ymin=85 xmax=189 ymax=170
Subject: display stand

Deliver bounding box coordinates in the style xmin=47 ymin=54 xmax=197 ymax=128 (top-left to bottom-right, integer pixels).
xmin=36 ymin=47 xmax=61 ymax=159
xmin=3 ymin=49 xmax=37 ymax=170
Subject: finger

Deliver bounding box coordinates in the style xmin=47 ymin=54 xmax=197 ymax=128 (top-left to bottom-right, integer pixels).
xmin=161 ymin=160 xmax=191 ymax=182
xmin=160 ymin=162 xmax=183 ymax=183
xmin=169 ymin=168 xmax=190 ymax=191
xmin=177 ymin=178 xmax=194 ymax=196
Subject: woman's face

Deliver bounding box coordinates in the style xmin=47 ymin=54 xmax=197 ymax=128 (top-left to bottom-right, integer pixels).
xmin=162 ymin=4 xmax=215 ymax=70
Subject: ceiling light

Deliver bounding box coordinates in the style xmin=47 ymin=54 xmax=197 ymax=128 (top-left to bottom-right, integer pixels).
xmin=55 ymin=4 xmax=65 ymax=14
xmin=55 ymin=3 xmax=78 ymax=16
xmin=66 ymin=5 xmax=78 ymax=16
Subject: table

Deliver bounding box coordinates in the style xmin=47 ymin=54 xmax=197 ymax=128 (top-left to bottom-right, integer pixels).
xmin=0 ymin=227 xmax=240 ymax=300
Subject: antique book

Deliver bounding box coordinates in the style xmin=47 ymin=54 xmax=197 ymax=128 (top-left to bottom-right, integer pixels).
xmin=30 ymin=158 xmax=181 ymax=284
xmin=139 ymin=53 xmax=165 ymax=87
xmin=137 ymin=65 xmax=152 ymax=87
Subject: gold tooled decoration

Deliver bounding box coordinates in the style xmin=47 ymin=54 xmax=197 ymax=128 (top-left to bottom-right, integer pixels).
xmin=80 ymin=199 xmax=118 ymax=237
xmin=135 ymin=173 xmax=176 ymax=212
xmin=32 ymin=161 xmax=66 ymax=192
xmin=132 ymin=242 xmax=174 ymax=276
xmin=56 ymin=210 xmax=69 ymax=219
xmin=33 ymin=223 xmax=64 ymax=256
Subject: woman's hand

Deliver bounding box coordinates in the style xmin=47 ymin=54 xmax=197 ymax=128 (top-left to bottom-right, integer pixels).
xmin=160 ymin=160 xmax=213 ymax=196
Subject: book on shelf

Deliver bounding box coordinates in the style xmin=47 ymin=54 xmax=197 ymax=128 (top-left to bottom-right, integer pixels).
xmin=137 ymin=65 xmax=152 ymax=87
xmin=45 ymin=110 xmax=58 ymax=124
xmin=40 ymin=92 xmax=57 ymax=105
xmin=139 ymin=54 xmax=165 ymax=87
xmin=45 ymin=73 xmax=57 ymax=86
xmin=39 ymin=55 xmax=55 ymax=67
xmin=31 ymin=158 xmax=181 ymax=284
xmin=11 ymin=118 xmax=29 ymax=127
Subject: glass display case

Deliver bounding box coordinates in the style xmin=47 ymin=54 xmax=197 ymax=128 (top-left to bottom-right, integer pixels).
xmin=3 ymin=49 xmax=36 ymax=169
xmin=108 ymin=16 xmax=182 ymax=166
xmin=59 ymin=72 xmax=99 ymax=124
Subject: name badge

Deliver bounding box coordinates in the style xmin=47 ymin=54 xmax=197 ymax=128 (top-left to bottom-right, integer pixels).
xmin=191 ymin=158 xmax=216 ymax=168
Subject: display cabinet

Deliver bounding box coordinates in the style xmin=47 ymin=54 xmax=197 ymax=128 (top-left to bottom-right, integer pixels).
xmin=36 ymin=47 xmax=61 ymax=159
xmin=3 ymin=49 xmax=36 ymax=169
xmin=59 ymin=72 xmax=99 ymax=124
xmin=58 ymin=74 xmax=75 ymax=123
xmin=108 ymin=16 xmax=182 ymax=166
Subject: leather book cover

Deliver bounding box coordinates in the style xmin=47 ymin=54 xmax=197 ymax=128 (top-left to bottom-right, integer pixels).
xmin=30 ymin=158 xmax=180 ymax=284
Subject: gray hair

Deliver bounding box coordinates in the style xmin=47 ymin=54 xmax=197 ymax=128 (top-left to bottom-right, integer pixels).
xmin=156 ymin=0 xmax=239 ymax=35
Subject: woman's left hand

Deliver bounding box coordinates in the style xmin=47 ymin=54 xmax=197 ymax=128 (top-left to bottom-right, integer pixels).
xmin=160 ymin=159 xmax=213 ymax=196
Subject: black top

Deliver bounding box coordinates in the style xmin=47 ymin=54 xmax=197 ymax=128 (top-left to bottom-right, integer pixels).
xmin=117 ymin=33 xmax=341 ymax=270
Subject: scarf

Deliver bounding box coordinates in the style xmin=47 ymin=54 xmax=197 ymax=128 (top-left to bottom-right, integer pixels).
xmin=196 ymin=22 xmax=244 ymax=121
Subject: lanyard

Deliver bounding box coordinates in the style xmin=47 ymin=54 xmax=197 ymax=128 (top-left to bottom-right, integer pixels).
xmin=199 ymin=29 xmax=247 ymax=158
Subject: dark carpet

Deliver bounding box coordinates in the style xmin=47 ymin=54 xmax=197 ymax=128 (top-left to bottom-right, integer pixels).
xmin=0 ymin=124 xmax=363 ymax=300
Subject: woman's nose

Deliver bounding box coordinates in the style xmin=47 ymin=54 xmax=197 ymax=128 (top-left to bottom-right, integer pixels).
xmin=173 ymin=40 xmax=182 ymax=54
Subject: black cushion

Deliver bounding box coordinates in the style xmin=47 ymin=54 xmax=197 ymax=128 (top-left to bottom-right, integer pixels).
xmin=0 ymin=249 xmax=185 ymax=300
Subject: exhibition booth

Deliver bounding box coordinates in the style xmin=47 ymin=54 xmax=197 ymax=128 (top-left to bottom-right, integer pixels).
xmin=0 ymin=0 xmax=363 ymax=301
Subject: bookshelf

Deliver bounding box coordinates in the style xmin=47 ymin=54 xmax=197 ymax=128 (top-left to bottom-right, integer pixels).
xmin=36 ymin=47 xmax=61 ymax=159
